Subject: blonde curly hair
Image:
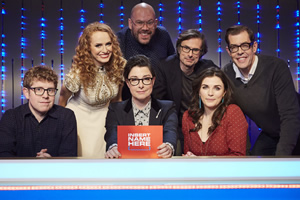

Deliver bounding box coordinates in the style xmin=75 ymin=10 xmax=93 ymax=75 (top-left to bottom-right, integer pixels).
xmin=71 ymin=22 xmax=126 ymax=93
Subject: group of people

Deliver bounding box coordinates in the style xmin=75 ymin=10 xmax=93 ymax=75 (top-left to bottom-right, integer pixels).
xmin=0 ymin=2 xmax=299 ymax=158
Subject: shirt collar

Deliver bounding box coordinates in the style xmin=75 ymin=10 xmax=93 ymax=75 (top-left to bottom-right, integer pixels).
xmin=233 ymin=55 xmax=258 ymax=84
xmin=132 ymin=99 xmax=151 ymax=117
xmin=22 ymin=103 xmax=58 ymax=119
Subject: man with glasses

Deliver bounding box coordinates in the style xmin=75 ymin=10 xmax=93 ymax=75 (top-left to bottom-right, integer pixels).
xmin=0 ymin=65 xmax=77 ymax=157
xmin=152 ymin=29 xmax=217 ymax=155
xmin=117 ymin=2 xmax=175 ymax=100
xmin=223 ymin=25 xmax=300 ymax=155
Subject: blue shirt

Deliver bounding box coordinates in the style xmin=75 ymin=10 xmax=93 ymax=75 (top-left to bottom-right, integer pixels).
xmin=0 ymin=103 xmax=78 ymax=157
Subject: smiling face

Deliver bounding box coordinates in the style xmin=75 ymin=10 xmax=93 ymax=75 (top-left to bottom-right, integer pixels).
xmin=90 ymin=31 xmax=112 ymax=67
xmin=23 ymin=80 xmax=56 ymax=121
xmin=179 ymin=38 xmax=202 ymax=70
xmin=126 ymin=66 xmax=155 ymax=107
xmin=128 ymin=6 xmax=157 ymax=45
xmin=199 ymin=76 xmax=225 ymax=112
xmin=226 ymin=31 xmax=257 ymax=77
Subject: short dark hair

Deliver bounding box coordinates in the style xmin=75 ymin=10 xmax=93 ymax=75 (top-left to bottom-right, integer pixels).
xmin=123 ymin=55 xmax=156 ymax=79
xmin=23 ymin=65 xmax=58 ymax=88
xmin=225 ymin=25 xmax=255 ymax=46
xmin=176 ymin=29 xmax=208 ymax=58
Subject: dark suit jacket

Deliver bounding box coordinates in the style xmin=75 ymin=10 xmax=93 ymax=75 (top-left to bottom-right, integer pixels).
xmin=104 ymin=98 xmax=178 ymax=150
xmin=152 ymin=54 xmax=217 ymax=116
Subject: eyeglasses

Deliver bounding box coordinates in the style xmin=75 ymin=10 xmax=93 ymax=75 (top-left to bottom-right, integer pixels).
xmin=180 ymin=45 xmax=202 ymax=55
xmin=130 ymin=19 xmax=156 ymax=28
xmin=228 ymin=42 xmax=253 ymax=53
xmin=127 ymin=77 xmax=153 ymax=86
xmin=28 ymin=87 xmax=58 ymax=96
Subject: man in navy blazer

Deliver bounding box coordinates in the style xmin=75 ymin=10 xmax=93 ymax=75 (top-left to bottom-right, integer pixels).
xmin=105 ymin=55 xmax=177 ymax=158
xmin=152 ymin=29 xmax=217 ymax=155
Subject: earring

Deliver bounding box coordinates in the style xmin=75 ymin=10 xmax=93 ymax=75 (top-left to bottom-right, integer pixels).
xmin=199 ymin=98 xmax=202 ymax=109
xmin=221 ymin=98 xmax=224 ymax=104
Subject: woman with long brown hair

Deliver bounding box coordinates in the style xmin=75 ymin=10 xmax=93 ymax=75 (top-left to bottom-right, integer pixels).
xmin=182 ymin=67 xmax=248 ymax=156
xmin=59 ymin=22 xmax=126 ymax=158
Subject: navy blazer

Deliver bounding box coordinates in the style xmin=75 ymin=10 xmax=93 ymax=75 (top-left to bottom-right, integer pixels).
xmin=104 ymin=98 xmax=178 ymax=151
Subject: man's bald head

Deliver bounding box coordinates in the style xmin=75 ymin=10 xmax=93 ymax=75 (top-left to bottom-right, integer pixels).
xmin=130 ymin=2 xmax=156 ymax=19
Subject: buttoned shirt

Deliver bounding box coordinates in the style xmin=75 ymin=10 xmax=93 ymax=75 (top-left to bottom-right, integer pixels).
xmin=0 ymin=103 xmax=77 ymax=157
xmin=132 ymin=99 xmax=151 ymax=126
xmin=233 ymin=55 xmax=258 ymax=84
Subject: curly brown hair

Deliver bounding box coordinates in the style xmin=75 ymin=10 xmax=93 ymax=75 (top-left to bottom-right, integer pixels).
xmin=71 ymin=22 xmax=126 ymax=94
xmin=23 ymin=65 xmax=58 ymax=88
xmin=188 ymin=67 xmax=233 ymax=135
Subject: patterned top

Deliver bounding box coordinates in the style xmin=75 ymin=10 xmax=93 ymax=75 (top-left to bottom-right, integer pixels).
xmin=182 ymin=104 xmax=248 ymax=156
xmin=132 ymin=99 xmax=151 ymax=126
xmin=64 ymin=68 xmax=119 ymax=108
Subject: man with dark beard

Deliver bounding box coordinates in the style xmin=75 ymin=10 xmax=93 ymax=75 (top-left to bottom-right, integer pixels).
xmin=117 ymin=2 xmax=175 ymax=100
xmin=152 ymin=29 xmax=217 ymax=155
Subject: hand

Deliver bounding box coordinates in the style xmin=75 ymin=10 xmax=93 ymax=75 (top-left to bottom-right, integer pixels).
xmin=157 ymin=143 xmax=173 ymax=158
xmin=182 ymin=151 xmax=196 ymax=157
xmin=36 ymin=149 xmax=51 ymax=158
xmin=105 ymin=146 xmax=121 ymax=159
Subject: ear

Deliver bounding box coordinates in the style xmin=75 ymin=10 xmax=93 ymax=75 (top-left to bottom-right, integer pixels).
xmin=252 ymin=41 xmax=258 ymax=53
xmin=23 ymin=87 xmax=30 ymax=100
xmin=125 ymin=79 xmax=131 ymax=88
xmin=128 ymin=18 xmax=132 ymax=30
xmin=152 ymin=77 xmax=156 ymax=85
xmin=154 ymin=18 xmax=158 ymax=28
xmin=226 ymin=46 xmax=231 ymax=55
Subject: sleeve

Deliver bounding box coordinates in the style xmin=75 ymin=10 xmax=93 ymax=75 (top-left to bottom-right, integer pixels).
xmin=273 ymin=60 xmax=300 ymax=155
xmin=64 ymin=70 xmax=81 ymax=93
xmin=0 ymin=110 xmax=17 ymax=157
xmin=58 ymin=109 xmax=78 ymax=157
xmin=181 ymin=111 xmax=191 ymax=154
xmin=104 ymin=104 xmax=119 ymax=151
xmin=224 ymin=105 xmax=248 ymax=156
xmin=152 ymin=61 xmax=168 ymax=100
xmin=162 ymin=102 xmax=178 ymax=149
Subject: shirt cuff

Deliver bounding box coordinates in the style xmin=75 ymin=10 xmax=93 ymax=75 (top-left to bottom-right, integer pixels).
xmin=108 ymin=143 xmax=118 ymax=151
xmin=165 ymin=142 xmax=175 ymax=156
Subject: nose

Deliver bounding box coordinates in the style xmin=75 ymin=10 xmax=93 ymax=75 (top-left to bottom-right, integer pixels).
xmin=237 ymin=46 xmax=244 ymax=54
xmin=208 ymin=89 xmax=213 ymax=96
xmin=102 ymin=45 xmax=108 ymax=52
xmin=138 ymin=80 xmax=144 ymax=88
xmin=42 ymin=90 xmax=49 ymax=98
xmin=188 ymin=50 xmax=193 ymax=57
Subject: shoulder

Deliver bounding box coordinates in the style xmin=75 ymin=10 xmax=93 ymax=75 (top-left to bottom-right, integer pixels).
xmin=224 ymin=104 xmax=244 ymax=118
xmin=155 ymin=99 xmax=174 ymax=109
xmin=156 ymin=26 xmax=169 ymax=33
xmin=51 ymin=105 xmax=76 ymax=118
xmin=258 ymin=54 xmax=287 ymax=68
xmin=116 ymin=27 xmax=129 ymax=36
xmin=161 ymin=54 xmax=178 ymax=66
xmin=108 ymin=100 xmax=128 ymax=110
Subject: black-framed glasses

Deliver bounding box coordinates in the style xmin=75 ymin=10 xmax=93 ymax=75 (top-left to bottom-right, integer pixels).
xmin=127 ymin=77 xmax=153 ymax=86
xmin=28 ymin=87 xmax=58 ymax=96
xmin=228 ymin=42 xmax=253 ymax=53
xmin=180 ymin=45 xmax=202 ymax=55
xmin=130 ymin=19 xmax=156 ymax=28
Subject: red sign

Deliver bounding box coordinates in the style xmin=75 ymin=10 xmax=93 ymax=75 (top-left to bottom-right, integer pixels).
xmin=117 ymin=125 xmax=163 ymax=158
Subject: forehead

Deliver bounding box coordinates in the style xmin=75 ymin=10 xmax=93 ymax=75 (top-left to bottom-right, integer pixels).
xmin=181 ymin=38 xmax=202 ymax=49
xmin=128 ymin=66 xmax=152 ymax=77
xmin=31 ymin=79 xmax=55 ymax=88
xmin=132 ymin=7 xmax=155 ymax=20
xmin=228 ymin=31 xmax=251 ymax=45
xmin=201 ymin=76 xmax=223 ymax=86
xmin=90 ymin=31 xmax=111 ymax=43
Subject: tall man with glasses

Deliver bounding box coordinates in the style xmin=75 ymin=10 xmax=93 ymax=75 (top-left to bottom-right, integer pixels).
xmin=223 ymin=25 xmax=300 ymax=155
xmin=117 ymin=2 xmax=175 ymax=100
xmin=0 ymin=65 xmax=77 ymax=157
xmin=152 ymin=29 xmax=217 ymax=155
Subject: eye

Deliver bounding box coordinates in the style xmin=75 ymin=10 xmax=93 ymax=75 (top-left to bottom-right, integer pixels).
xmin=106 ymin=42 xmax=112 ymax=47
xmin=201 ymin=85 xmax=208 ymax=89
xmin=95 ymin=44 xmax=102 ymax=48
xmin=36 ymin=87 xmax=43 ymax=92
xmin=143 ymin=77 xmax=151 ymax=81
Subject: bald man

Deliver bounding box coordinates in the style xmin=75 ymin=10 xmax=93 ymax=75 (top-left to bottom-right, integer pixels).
xmin=117 ymin=2 xmax=175 ymax=100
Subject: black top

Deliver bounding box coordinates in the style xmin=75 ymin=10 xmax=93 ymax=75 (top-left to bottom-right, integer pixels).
xmin=0 ymin=103 xmax=78 ymax=157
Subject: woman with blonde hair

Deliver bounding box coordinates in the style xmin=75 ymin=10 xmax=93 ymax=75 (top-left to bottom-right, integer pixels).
xmin=59 ymin=22 xmax=126 ymax=158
